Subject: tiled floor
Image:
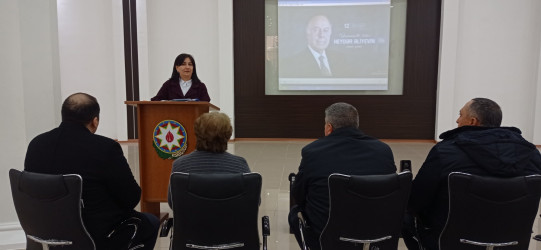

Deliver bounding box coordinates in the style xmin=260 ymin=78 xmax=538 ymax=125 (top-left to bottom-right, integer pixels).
xmin=120 ymin=140 xmax=541 ymax=250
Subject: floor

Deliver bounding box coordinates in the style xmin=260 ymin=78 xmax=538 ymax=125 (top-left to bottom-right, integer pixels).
xmin=119 ymin=140 xmax=541 ymax=250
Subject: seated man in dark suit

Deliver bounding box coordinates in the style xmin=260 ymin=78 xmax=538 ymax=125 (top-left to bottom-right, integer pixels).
xmin=24 ymin=92 xmax=160 ymax=250
xmin=402 ymin=97 xmax=541 ymax=250
xmin=289 ymin=102 xmax=397 ymax=250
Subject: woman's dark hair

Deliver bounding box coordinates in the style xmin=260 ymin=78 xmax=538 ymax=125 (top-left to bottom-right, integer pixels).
xmin=170 ymin=53 xmax=201 ymax=84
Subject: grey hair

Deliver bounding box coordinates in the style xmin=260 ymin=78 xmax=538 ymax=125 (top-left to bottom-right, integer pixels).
xmin=324 ymin=102 xmax=359 ymax=129
xmin=469 ymin=98 xmax=502 ymax=127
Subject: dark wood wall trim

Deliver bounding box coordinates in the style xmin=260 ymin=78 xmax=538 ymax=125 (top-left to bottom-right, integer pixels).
xmin=233 ymin=0 xmax=441 ymax=139
xmin=123 ymin=0 xmax=140 ymax=139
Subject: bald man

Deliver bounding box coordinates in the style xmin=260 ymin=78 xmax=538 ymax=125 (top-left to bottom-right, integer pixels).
xmin=402 ymin=98 xmax=541 ymax=250
xmin=25 ymin=93 xmax=160 ymax=249
xmin=281 ymin=15 xmax=348 ymax=78
xmin=305 ymin=15 xmax=333 ymax=76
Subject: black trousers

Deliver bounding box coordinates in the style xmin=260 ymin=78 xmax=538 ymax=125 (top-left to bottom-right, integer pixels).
xmin=288 ymin=205 xmax=321 ymax=250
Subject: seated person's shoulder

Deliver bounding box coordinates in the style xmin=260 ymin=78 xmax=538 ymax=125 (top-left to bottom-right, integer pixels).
xmin=223 ymin=152 xmax=249 ymax=166
xmin=88 ymin=133 xmax=122 ymax=151
xmin=301 ymin=138 xmax=328 ymax=152
xmin=226 ymin=152 xmax=247 ymax=160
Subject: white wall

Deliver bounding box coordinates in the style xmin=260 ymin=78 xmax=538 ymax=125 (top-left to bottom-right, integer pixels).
xmin=437 ymin=0 xmax=541 ymax=143
xmin=0 ymin=0 xmax=129 ymax=235
xmin=0 ymin=0 xmax=27 ymax=227
xmin=0 ymin=0 xmax=62 ymax=230
xmin=56 ymin=0 xmax=126 ymax=140
xmin=217 ymin=1 xmax=235 ymax=123
xmin=19 ymin=0 xmax=62 ymax=141
xmin=145 ymin=0 xmax=220 ymax=102
xmin=535 ymin=34 xmax=541 ymax=143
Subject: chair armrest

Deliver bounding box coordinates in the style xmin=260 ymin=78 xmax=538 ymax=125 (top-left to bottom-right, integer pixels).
xmin=400 ymin=160 xmax=412 ymax=172
xmin=297 ymin=211 xmax=308 ymax=229
xmin=288 ymin=173 xmax=296 ymax=183
xmin=262 ymin=216 xmax=270 ymax=236
xmin=159 ymin=218 xmax=173 ymax=237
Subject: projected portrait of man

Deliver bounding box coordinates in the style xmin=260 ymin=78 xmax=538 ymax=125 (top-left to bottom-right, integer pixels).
xmin=306 ymin=15 xmax=333 ymax=76
xmin=277 ymin=5 xmax=392 ymax=91
xmin=280 ymin=14 xmax=347 ymax=78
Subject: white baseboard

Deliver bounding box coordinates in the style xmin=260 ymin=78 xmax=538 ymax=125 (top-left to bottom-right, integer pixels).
xmin=0 ymin=223 xmax=25 ymax=250
xmin=0 ymin=223 xmax=20 ymax=232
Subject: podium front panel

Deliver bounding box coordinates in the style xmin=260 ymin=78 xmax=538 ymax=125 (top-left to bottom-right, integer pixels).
xmin=126 ymin=101 xmax=219 ymax=216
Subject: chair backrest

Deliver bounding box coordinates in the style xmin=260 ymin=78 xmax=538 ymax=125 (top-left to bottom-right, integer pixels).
xmin=9 ymin=169 xmax=95 ymax=250
xmin=170 ymin=172 xmax=262 ymax=250
xmin=439 ymin=172 xmax=541 ymax=250
xmin=320 ymin=171 xmax=412 ymax=250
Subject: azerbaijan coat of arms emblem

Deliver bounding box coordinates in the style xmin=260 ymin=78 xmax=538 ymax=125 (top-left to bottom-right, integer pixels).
xmin=152 ymin=120 xmax=187 ymax=159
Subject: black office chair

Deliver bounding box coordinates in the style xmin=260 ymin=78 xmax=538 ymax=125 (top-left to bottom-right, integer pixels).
xmin=164 ymin=172 xmax=270 ymax=250
xmin=288 ymin=173 xmax=297 ymax=235
xmin=298 ymin=171 xmax=412 ymax=250
xmin=9 ymin=169 xmax=143 ymax=250
xmin=439 ymin=172 xmax=541 ymax=250
xmin=289 ymin=160 xmax=413 ymax=238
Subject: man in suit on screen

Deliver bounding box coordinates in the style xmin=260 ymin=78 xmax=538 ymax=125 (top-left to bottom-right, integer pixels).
xmin=281 ymin=15 xmax=342 ymax=78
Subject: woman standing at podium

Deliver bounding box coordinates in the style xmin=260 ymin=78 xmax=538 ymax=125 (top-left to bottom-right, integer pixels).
xmin=151 ymin=53 xmax=211 ymax=101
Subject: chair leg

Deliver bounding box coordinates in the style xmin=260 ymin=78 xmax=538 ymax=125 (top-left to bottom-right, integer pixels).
xmin=159 ymin=218 xmax=173 ymax=237
xmin=27 ymin=235 xmax=73 ymax=250
xmin=262 ymin=216 xmax=270 ymax=250
xmin=459 ymin=239 xmax=517 ymax=250
xmin=298 ymin=221 xmax=308 ymax=250
xmin=339 ymin=236 xmax=391 ymax=250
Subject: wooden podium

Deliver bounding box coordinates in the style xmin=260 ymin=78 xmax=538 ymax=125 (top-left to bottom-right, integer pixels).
xmin=125 ymin=101 xmax=219 ymax=218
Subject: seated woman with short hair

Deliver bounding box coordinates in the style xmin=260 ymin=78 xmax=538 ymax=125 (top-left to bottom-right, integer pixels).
xmin=167 ymin=112 xmax=251 ymax=207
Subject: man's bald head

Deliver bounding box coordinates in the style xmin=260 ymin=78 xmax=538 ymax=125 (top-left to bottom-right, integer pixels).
xmin=61 ymin=92 xmax=100 ymax=125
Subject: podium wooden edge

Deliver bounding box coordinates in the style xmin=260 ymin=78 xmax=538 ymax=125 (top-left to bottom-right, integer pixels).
xmin=125 ymin=100 xmax=220 ymax=111
xmin=160 ymin=212 xmax=169 ymax=223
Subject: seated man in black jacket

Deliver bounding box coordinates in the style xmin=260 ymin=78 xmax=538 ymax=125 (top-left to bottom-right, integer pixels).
xmin=289 ymin=102 xmax=396 ymax=250
xmin=25 ymin=93 xmax=160 ymax=249
xmin=402 ymin=97 xmax=541 ymax=250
